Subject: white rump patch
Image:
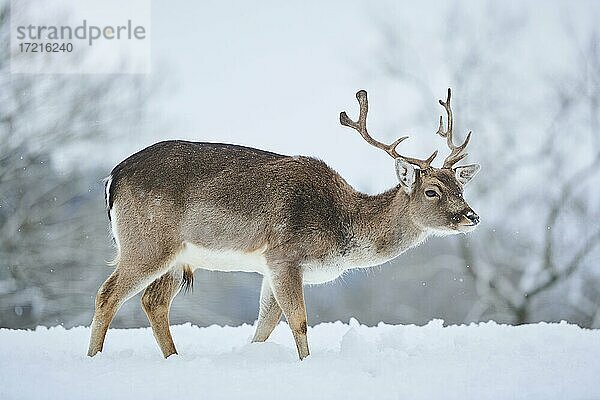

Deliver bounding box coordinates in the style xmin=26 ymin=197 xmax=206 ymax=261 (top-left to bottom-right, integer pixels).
xmin=104 ymin=175 xmax=113 ymax=210
xmin=104 ymin=175 xmax=121 ymax=265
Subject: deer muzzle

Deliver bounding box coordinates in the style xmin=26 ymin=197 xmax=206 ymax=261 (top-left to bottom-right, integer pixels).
xmin=464 ymin=210 xmax=480 ymax=226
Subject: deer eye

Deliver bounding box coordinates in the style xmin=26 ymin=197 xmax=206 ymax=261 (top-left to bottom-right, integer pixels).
xmin=425 ymin=189 xmax=439 ymax=198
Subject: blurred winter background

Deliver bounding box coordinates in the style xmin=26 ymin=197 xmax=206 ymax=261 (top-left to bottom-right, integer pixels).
xmin=1 ymin=0 xmax=599 ymax=330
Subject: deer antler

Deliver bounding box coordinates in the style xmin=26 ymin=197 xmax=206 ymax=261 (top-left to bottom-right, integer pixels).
xmin=436 ymin=88 xmax=472 ymax=168
xmin=340 ymin=90 xmax=437 ymax=170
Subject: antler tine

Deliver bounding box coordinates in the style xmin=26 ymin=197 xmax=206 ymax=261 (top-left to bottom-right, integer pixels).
xmin=436 ymin=88 xmax=472 ymax=168
xmin=339 ymin=90 xmax=402 ymax=159
xmin=436 ymin=88 xmax=453 ymax=140
xmin=340 ymin=90 xmax=437 ymax=169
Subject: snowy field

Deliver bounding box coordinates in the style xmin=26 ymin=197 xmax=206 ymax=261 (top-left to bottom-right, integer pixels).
xmin=0 ymin=320 xmax=598 ymax=400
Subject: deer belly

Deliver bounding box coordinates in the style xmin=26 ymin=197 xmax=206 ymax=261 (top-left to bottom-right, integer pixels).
xmin=177 ymin=242 xmax=268 ymax=274
xmin=301 ymin=262 xmax=347 ymax=284
xmin=176 ymin=242 xmax=356 ymax=284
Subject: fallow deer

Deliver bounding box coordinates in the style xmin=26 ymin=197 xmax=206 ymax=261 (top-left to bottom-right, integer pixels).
xmin=88 ymin=88 xmax=480 ymax=360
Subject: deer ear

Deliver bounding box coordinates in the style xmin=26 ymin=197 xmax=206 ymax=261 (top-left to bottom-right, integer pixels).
xmin=454 ymin=164 xmax=480 ymax=186
xmin=395 ymin=158 xmax=416 ymax=193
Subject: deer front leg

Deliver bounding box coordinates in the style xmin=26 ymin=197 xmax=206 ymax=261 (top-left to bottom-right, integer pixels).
xmin=252 ymin=277 xmax=282 ymax=342
xmin=268 ymin=265 xmax=309 ymax=360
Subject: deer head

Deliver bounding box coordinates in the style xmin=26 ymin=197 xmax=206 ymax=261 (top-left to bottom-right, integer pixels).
xmin=340 ymin=88 xmax=480 ymax=234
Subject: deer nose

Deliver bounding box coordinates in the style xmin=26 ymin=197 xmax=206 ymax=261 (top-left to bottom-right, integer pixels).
xmin=465 ymin=210 xmax=480 ymax=225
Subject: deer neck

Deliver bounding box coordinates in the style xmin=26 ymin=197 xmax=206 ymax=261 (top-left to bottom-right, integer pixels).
xmin=353 ymin=185 xmax=428 ymax=263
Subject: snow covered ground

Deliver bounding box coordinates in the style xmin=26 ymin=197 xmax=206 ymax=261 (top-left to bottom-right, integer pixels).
xmin=0 ymin=320 xmax=598 ymax=400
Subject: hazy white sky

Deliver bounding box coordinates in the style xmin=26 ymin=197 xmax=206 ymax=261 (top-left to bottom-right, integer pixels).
xmin=142 ymin=0 xmax=598 ymax=193
xmin=149 ymin=0 xmax=388 ymax=189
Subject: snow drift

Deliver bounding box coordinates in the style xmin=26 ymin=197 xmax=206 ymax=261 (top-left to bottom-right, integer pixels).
xmin=0 ymin=320 xmax=598 ymax=400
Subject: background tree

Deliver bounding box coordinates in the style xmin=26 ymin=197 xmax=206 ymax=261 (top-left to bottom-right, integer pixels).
xmin=0 ymin=2 xmax=153 ymax=327
xmin=374 ymin=3 xmax=600 ymax=326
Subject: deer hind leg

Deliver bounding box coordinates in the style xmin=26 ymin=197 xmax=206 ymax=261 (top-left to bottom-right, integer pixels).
xmin=87 ymin=256 xmax=173 ymax=357
xmin=268 ymin=265 xmax=309 ymax=360
xmin=252 ymin=276 xmax=282 ymax=343
xmin=141 ymin=266 xmax=192 ymax=358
